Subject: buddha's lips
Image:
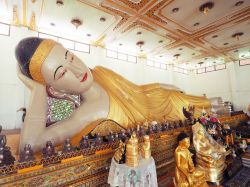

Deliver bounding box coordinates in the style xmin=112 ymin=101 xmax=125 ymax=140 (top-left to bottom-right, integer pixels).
xmin=80 ymin=73 xmax=88 ymax=82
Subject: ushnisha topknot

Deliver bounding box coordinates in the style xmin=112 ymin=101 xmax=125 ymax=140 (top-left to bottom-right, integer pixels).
xmin=15 ymin=37 xmax=57 ymax=84
xmin=177 ymin=132 xmax=189 ymax=142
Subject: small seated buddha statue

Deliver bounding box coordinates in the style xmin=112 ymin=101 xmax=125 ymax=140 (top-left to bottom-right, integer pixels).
xmin=139 ymin=126 xmax=146 ymax=136
xmin=126 ymin=132 xmax=139 ymax=167
xmin=107 ymin=132 xmax=115 ymax=143
xmin=42 ymin=141 xmax=56 ymax=157
xmin=62 ymin=138 xmax=75 ymax=153
xmin=19 ymin=144 xmax=35 ymax=162
xmin=79 ymin=136 xmax=89 ymax=149
xmin=0 ymin=127 xmax=15 ymax=166
xmin=141 ymin=135 xmax=151 ymax=159
xmin=94 ymin=133 xmax=103 ymax=146
xmin=174 ymin=132 xmax=208 ymax=187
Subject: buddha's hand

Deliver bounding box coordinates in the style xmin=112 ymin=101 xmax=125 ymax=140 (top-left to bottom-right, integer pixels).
xmin=17 ymin=65 xmax=44 ymax=90
xmin=189 ymin=167 xmax=195 ymax=173
xmin=188 ymin=176 xmax=193 ymax=186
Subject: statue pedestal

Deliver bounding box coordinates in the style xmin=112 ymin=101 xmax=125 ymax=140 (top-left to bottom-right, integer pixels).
xmin=108 ymin=157 xmax=158 ymax=187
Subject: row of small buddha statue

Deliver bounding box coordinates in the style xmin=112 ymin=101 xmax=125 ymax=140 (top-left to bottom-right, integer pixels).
xmin=114 ymin=132 xmax=151 ymax=167
xmin=1 ymin=119 xmax=186 ymax=166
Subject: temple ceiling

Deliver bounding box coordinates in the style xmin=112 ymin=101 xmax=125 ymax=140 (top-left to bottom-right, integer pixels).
xmin=0 ymin=0 xmax=250 ymax=69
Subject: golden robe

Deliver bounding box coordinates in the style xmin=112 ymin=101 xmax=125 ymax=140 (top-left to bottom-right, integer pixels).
xmin=72 ymin=66 xmax=210 ymax=141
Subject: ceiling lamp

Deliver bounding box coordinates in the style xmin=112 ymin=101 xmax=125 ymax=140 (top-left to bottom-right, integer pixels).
xmin=198 ymin=62 xmax=204 ymax=66
xmin=99 ymin=17 xmax=106 ymax=22
xmin=71 ymin=18 xmax=82 ymax=29
xmin=173 ymin=54 xmax=180 ymax=59
xmin=136 ymin=41 xmax=145 ymax=48
xmin=56 ymin=0 xmax=64 ymax=6
xmin=199 ymin=2 xmax=214 ymax=15
xmin=232 ymin=32 xmax=244 ymax=40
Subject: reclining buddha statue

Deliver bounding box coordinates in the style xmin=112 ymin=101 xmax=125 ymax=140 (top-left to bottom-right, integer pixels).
xmin=15 ymin=37 xmax=210 ymax=152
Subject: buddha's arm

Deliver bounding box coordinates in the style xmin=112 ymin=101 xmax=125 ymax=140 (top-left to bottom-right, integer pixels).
xmin=19 ymin=80 xmax=109 ymax=152
xmin=187 ymin=153 xmax=195 ymax=172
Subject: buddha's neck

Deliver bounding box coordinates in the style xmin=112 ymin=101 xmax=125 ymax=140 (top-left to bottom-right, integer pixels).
xmin=80 ymin=82 xmax=103 ymax=101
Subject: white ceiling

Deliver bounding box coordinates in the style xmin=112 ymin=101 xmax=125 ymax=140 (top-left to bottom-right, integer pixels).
xmin=0 ymin=0 xmax=250 ymax=69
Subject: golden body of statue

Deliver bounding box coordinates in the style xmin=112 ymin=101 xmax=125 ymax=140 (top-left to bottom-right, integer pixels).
xmin=192 ymin=122 xmax=226 ymax=184
xmin=141 ymin=135 xmax=151 ymax=159
xmin=174 ymin=132 xmax=208 ymax=187
xmin=126 ymin=132 xmax=139 ymax=167
xmin=15 ymin=37 xmax=210 ymax=152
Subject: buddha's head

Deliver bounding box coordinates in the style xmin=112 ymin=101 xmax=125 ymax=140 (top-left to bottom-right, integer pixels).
xmin=15 ymin=37 xmax=93 ymax=94
xmin=177 ymin=132 xmax=190 ymax=148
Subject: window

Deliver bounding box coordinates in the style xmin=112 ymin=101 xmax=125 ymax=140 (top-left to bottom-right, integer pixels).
xmin=127 ymin=55 xmax=137 ymax=63
xmin=58 ymin=38 xmax=74 ymax=50
xmin=216 ymin=64 xmax=226 ymax=70
xmin=106 ymin=49 xmax=117 ymax=58
xmin=154 ymin=62 xmax=161 ymax=68
xmin=38 ymin=33 xmax=58 ymax=41
xmin=106 ymin=49 xmax=137 ymax=63
xmin=160 ymin=63 xmax=167 ymax=70
xmin=118 ymin=53 xmax=127 ymax=61
xmin=147 ymin=60 xmax=154 ymax=66
xmin=147 ymin=59 xmax=167 ymax=70
xmin=75 ymin=42 xmax=90 ymax=53
xmin=206 ymin=65 xmax=215 ymax=72
xmin=38 ymin=32 xmax=90 ymax=54
xmin=0 ymin=23 xmax=10 ymax=36
xmin=239 ymin=59 xmax=250 ymax=66
xmin=197 ymin=68 xmax=206 ymax=74
xmin=174 ymin=66 xmax=188 ymax=74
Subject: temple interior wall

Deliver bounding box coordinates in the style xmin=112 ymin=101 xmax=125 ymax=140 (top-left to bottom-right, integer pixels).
xmin=0 ymin=26 xmax=249 ymax=129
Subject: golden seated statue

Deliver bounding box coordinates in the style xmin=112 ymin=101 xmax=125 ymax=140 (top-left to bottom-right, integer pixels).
xmin=174 ymin=132 xmax=208 ymax=187
xmin=192 ymin=122 xmax=226 ymax=184
xmin=126 ymin=132 xmax=139 ymax=167
xmin=141 ymin=135 xmax=151 ymax=159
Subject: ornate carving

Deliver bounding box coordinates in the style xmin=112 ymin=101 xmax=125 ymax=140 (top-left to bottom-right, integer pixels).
xmin=119 ymin=0 xmax=150 ymax=11
xmin=122 ymin=20 xmax=156 ymax=33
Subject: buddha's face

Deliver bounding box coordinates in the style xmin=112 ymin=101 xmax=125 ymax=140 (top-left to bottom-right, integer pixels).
xmin=41 ymin=44 xmax=93 ymax=94
xmin=180 ymin=138 xmax=190 ymax=148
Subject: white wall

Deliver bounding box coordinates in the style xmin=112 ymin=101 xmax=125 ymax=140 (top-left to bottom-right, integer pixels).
xmin=187 ymin=62 xmax=250 ymax=114
xmin=1 ymin=26 xmax=249 ymax=129
xmin=187 ymin=68 xmax=232 ymax=100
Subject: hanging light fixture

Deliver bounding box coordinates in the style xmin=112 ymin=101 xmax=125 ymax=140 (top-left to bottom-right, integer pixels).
xmin=56 ymin=0 xmax=64 ymax=6
xmin=198 ymin=62 xmax=204 ymax=67
xmin=173 ymin=54 xmax=180 ymax=59
xmin=136 ymin=41 xmax=145 ymax=49
xmin=71 ymin=18 xmax=82 ymax=29
xmin=232 ymin=32 xmax=244 ymax=41
xmin=199 ymin=2 xmax=214 ymax=15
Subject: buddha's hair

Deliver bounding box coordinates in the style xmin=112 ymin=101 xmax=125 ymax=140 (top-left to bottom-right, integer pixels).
xmin=177 ymin=132 xmax=189 ymax=142
xmin=15 ymin=37 xmax=44 ymax=78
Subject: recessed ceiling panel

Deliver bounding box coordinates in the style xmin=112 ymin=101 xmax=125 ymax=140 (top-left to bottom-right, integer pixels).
xmin=106 ymin=27 xmax=171 ymax=54
xmin=159 ymin=0 xmax=250 ymax=32
xmin=203 ymin=20 xmax=250 ymax=48
xmin=38 ymin=0 xmax=116 ymax=42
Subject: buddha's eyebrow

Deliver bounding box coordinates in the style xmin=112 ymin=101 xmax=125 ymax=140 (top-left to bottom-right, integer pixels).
xmin=54 ymin=65 xmax=63 ymax=80
xmin=65 ymin=50 xmax=69 ymax=60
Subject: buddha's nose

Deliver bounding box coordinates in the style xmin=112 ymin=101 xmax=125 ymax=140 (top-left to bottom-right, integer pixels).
xmin=66 ymin=63 xmax=82 ymax=76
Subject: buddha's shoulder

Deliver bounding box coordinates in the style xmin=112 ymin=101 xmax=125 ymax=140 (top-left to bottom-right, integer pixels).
xmin=175 ymin=146 xmax=188 ymax=154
